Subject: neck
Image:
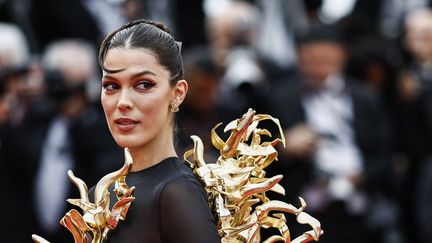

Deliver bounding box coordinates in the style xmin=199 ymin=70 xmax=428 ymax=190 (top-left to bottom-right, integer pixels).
xmin=128 ymin=124 xmax=177 ymax=172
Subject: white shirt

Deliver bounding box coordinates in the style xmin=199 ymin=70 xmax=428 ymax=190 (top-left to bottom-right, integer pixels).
xmin=34 ymin=117 xmax=74 ymax=232
xmin=302 ymin=74 xmax=363 ymax=200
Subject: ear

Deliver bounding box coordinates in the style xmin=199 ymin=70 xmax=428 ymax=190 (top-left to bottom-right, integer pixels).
xmin=172 ymin=79 xmax=188 ymax=106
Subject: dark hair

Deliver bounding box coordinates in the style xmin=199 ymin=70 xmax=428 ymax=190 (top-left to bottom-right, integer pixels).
xmin=99 ymin=19 xmax=184 ymax=85
xmin=295 ymin=24 xmax=343 ymax=46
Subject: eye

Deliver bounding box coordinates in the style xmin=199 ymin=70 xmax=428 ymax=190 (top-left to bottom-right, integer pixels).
xmin=102 ymin=82 xmax=119 ymax=93
xmin=135 ymin=80 xmax=155 ymax=91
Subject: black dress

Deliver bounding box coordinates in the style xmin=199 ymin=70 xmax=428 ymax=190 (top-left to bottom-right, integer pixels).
xmin=106 ymin=157 xmax=220 ymax=243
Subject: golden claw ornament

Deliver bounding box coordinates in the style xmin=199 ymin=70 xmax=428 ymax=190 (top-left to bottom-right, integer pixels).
xmin=184 ymin=108 xmax=324 ymax=242
xmin=32 ymin=148 xmax=135 ymax=243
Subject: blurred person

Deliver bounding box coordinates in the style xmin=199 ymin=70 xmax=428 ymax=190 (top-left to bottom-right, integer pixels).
xmin=394 ymin=8 xmax=432 ymax=242
xmin=403 ymin=8 xmax=432 ymax=87
xmin=337 ymin=0 xmax=404 ymax=39
xmin=0 ymin=22 xmax=30 ymax=67
xmin=0 ymin=22 xmax=41 ymax=243
xmin=346 ymin=36 xmax=401 ymax=111
xmin=345 ymin=36 xmax=407 ymax=243
xmin=0 ymin=22 xmax=38 ymax=110
xmin=255 ymin=0 xmax=297 ymax=69
xmin=0 ymin=22 xmax=45 ymax=99
xmin=33 ymin=39 xmax=95 ymax=241
xmin=206 ymin=0 xmax=260 ymax=66
xmin=377 ymin=0 xmax=432 ymax=38
xmin=176 ymin=46 xmax=229 ymax=162
xmin=0 ymin=0 xmax=39 ymax=52
xmin=206 ymin=0 xmax=274 ymax=118
xmin=266 ymin=25 xmax=390 ymax=243
xmin=6 ymin=39 xmax=122 ymax=242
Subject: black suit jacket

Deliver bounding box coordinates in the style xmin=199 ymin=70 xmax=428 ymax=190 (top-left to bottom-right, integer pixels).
xmin=266 ymin=76 xmax=391 ymax=199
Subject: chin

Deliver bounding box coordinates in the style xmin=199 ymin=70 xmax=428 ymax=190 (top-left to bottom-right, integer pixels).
xmin=113 ymin=135 xmax=146 ymax=149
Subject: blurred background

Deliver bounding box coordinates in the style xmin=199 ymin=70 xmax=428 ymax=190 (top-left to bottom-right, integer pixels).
xmin=1 ymin=0 xmax=432 ymax=242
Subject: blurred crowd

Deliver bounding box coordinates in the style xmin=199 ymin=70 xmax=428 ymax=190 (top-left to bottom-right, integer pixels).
xmin=1 ymin=0 xmax=432 ymax=242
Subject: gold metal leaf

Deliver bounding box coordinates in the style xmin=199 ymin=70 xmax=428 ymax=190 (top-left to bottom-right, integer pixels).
xmin=33 ymin=148 xmax=135 ymax=243
xmin=185 ymin=108 xmax=323 ymax=242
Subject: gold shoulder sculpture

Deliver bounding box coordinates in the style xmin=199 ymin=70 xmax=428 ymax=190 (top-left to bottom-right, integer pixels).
xmin=32 ymin=149 xmax=135 ymax=243
xmin=32 ymin=109 xmax=323 ymax=243
xmin=184 ymin=108 xmax=324 ymax=242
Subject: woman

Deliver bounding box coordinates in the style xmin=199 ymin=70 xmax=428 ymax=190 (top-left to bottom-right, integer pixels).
xmin=99 ymin=19 xmax=220 ymax=242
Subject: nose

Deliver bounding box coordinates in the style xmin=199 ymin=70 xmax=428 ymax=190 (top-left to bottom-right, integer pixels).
xmin=117 ymin=89 xmax=134 ymax=111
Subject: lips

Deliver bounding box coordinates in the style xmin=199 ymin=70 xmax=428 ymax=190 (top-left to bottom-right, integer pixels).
xmin=114 ymin=118 xmax=139 ymax=132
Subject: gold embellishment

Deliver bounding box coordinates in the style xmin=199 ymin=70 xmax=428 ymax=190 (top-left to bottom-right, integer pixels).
xmin=32 ymin=148 xmax=135 ymax=243
xmin=184 ymin=108 xmax=324 ymax=242
xmin=171 ymin=103 xmax=179 ymax=113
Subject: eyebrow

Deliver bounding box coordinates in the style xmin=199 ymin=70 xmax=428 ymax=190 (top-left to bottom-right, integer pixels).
xmin=131 ymin=70 xmax=157 ymax=79
xmin=102 ymin=69 xmax=158 ymax=80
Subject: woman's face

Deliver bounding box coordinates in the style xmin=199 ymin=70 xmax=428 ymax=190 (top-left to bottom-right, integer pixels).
xmin=101 ymin=48 xmax=179 ymax=149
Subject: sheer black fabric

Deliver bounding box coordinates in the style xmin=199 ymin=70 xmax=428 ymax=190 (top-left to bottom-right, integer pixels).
xmin=106 ymin=157 xmax=220 ymax=243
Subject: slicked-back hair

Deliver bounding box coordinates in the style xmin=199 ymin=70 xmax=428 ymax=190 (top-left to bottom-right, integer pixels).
xmin=99 ymin=19 xmax=184 ymax=85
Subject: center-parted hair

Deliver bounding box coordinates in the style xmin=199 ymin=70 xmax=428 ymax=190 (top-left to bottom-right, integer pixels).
xmin=99 ymin=19 xmax=184 ymax=85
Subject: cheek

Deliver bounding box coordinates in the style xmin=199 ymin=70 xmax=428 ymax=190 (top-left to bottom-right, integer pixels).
xmin=137 ymin=94 xmax=170 ymax=122
xmin=101 ymin=93 xmax=116 ymax=121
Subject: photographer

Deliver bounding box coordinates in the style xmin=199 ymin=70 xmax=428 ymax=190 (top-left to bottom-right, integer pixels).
xmin=32 ymin=39 xmax=120 ymax=241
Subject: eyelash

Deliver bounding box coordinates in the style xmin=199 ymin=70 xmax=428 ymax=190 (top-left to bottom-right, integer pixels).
xmin=102 ymin=80 xmax=156 ymax=92
xmin=135 ymin=80 xmax=156 ymax=90
xmin=102 ymin=82 xmax=119 ymax=91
